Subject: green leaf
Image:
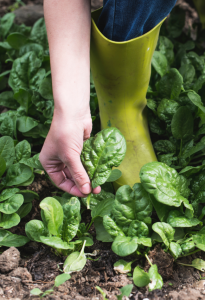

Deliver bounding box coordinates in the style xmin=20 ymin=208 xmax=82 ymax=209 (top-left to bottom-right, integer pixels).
xmin=181 ymin=241 xmax=195 ymax=254
xmin=148 ymin=264 xmax=163 ymax=291
xmin=8 ymin=51 xmax=45 ymax=92
xmin=167 ymin=210 xmax=200 ymax=227
xmin=29 ymin=18 xmax=48 ymax=49
xmin=30 ymin=288 xmax=42 ymax=296
xmin=103 ymin=215 xmax=125 ymax=238
xmin=0 ymin=229 xmax=29 ymax=247
xmin=0 ymin=156 xmax=6 ymax=178
xmin=17 ymin=116 xmax=38 ymax=133
xmin=61 ymin=197 xmax=81 ymax=242
xmin=0 ymin=136 xmax=15 ymax=168
xmin=40 ymin=197 xmax=64 ymax=236
xmin=158 ymin=36 xmax=174 ymax=65
xmin=188 ymin=91 xmax=205 ymax=113
xmin=0 ymin=194 xmax=24 ymax=214
xmin=63 ymin=243 xmax=87 ymax=274
xmin=25 ymin=220 xmax=46 ymax=242
xmin=14 ymin=88 xmax=32 ymax=113
xmin=152 ymin=51 xmax=168 ymax=77
xmin=94 ymin=217 xmax=113 ymax=242
xmin=20 ymin=153 xmax=43 ymax=170
xmin=190 ymin=170 xmax=205 ymax=204
xmin=6 ymin=163 xmax=32 ymax=186
xmin=17 ymin=203 xmax=32 ymax=218
xmin=167 ymin=6 xmax=185 ymax=38
xmin=19 ymin=43 xmax=44 ymax=57
xmin=152 ymin=222 xmax=175 ymax=248
xmin=193 ymin=234 xmax=205 ymax=251
xmin=91 ymin=198 xmax=114 ymax=219
xmin=39 ymin=77 xmax=53 ymax=100
xmin=153 ymin=140 xmax=176 ymax=154
xmin=133 ymin=266 xmax=150 ymax=287
xmin=15 ymin=140 xmax=31 ymax=162
xmin=54 ymin=273 xmax=71 ymax=287
xmin=0 ymin=117 xmax=14 ymax=137
xmin=81 ymin=128 xmax=126 ymax=188
xmin=178 ymin=259 xmax=205 ymax=271
xmin=112 ymin=236 xmax=139 ymax=256
xmin=81 ymin=189 xmax=114 ymax=210
xmin=140 ymin=162 xmax=192 ymax=211
xmin=128 ymin=220 xmax=149 ymax=238
xmin=0 ymin=13 xmax=15 ymax=38
xmin=157 ymin=99 xmax=180 ymax=122
xmin=18 ymin=190 xmax=38 ymax=203
xmin=106 ymin=169 xmax=122 ymax=182
xmin=179 ymin=64 xmax=195 ymax=87
xmin=0 ymin=188 xmax=20 ymax=202
xmin=112 ymin=183 xmax=152 ymax=228
xmin=179 ymin=165 xmax=205 ymax=178
xmin=156 ymin=68 xmax=183 ymax=99
xmin=169 ymin=242 xmax=182 ymax=259
xmin=40 ymin=236 xmax=71 ymax=250
xmin=0 ymin=213 xmax=20 ymax=229
xmin=114 ymin=260 xmax=133 ymax=274
xmin=171 ymin=106 xmax=193 ymax=140
xmin=7 ymin=32 xmax=27 ymax=50
xmin=182 ymin=136 xmax=205 ymax=159
xmin=117 ymin=284 xmax=133 ymax=300
xmin=0 ymin=91 xmax=18 ymax=109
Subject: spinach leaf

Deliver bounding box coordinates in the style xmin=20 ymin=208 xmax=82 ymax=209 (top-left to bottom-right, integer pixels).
xmin=81 ymin=128 xmax=126 ymax=188
xmin=8 ymin=51 xmax=45 ymax=92
xmin=0 ymin=229 xmax=29 ymax=247
xmin=156 ymin=69 xmax=183 ymax=99
xmin=167 ymin=210 xmax=200 ymax=227
xmin=40 ymin=197 xmax=63 ymax=236
xmin=140 ymin=162 xmax=192 ymax=211
xmin=152 ymin=222 xmax=175 ymax=248
xmin=171 ymin=106 xmax=193 ymax=140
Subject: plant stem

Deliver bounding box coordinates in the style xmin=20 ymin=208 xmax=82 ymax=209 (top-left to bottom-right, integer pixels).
xmin=87 ymin=193 xmax=91 ymax=209
xmin=179 ymin=139 xmax=183 ymax=158
xmin=87 ymin=219 xmax=94 ymax=231
xmin=178 ymin=249 xmax=201 ymax=258
xmin=145 ymin=254 xmax=152 ymax=266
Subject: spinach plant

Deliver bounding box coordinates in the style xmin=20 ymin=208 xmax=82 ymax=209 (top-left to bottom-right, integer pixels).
xmin=30 ymin=273 xmax=71 ymax=298
xmin=0 ymin=136 xmax=36 ymax=242
xmin=25 ymin=196 xmax=93 ymax=255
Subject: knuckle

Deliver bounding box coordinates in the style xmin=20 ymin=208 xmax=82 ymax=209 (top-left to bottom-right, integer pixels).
xmin=72 ymin=171 xmax=86 ymax=183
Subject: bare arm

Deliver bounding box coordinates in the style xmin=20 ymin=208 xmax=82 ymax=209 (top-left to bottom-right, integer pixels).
xmin=40 ymin=0 xmax=100 ymax=197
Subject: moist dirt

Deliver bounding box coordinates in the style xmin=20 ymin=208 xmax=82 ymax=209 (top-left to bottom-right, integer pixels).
xmin=0 ymin=0 xmax=205 ymax=299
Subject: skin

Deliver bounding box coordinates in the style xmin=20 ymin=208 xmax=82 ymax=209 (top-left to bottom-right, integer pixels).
xmin=40 ymin=0 xmax=101 ymax=197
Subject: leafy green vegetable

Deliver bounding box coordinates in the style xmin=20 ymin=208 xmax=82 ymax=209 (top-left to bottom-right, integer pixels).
xmin=81 ymin=127 xmax=126 ymax=189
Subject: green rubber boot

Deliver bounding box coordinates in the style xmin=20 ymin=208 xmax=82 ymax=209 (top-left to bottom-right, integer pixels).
xmin=90 ymin=8 xmax=165 ymax=189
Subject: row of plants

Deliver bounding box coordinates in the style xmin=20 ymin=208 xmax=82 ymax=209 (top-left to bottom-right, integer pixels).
xmin=0 ymin=4 xmax=205 ymax=295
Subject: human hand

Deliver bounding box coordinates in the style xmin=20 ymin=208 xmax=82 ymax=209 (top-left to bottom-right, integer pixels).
xmin=39 ymin=111 xmax=101 ymax=197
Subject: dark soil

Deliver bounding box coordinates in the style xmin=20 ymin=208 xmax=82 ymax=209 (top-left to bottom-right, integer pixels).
xmin=1 ymin=0 xmax=205 ymax=299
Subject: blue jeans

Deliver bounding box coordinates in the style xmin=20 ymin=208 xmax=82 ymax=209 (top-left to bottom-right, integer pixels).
xmin=97 ymin=0 xmax=177 ymax=41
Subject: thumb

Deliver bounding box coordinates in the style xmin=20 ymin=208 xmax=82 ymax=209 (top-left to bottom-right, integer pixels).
xmin=65 ymin=153 xmax=92 ymax=195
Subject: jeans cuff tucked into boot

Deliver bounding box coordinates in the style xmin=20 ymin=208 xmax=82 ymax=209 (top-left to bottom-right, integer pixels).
xmin=97 ymin=0 xmax=177 ymax=42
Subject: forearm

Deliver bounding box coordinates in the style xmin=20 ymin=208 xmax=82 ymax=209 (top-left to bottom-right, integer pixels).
xmin=44 ymin=0 xmax=91 ymax=119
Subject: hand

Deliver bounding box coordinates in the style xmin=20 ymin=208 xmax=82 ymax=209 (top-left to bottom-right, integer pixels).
xmin=39 ymin=111 xmax=101 ymax=197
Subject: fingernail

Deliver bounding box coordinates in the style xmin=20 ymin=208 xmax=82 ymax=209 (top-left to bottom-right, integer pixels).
xmin=81 ymin=183 xmax=91 ymax=194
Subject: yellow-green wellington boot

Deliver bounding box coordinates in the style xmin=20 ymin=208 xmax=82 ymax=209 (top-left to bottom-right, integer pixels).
xmin=90 ymin=8 xmax=165 ymax=189
xmin=193 ymin=0 xmax=205 ymax=29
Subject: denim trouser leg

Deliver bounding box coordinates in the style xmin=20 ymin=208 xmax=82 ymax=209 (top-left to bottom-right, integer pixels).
xmin=97 ymin=0 xmax=177 ymax=41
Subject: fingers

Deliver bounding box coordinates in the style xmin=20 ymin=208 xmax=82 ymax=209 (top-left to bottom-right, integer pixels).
xmin=93 ymin=186 xmax=101 ymax=194
xmin=48 ymin=167 xmax=87 ymax=197
xmin=64 ymin=153 xmax=92 ymax=195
